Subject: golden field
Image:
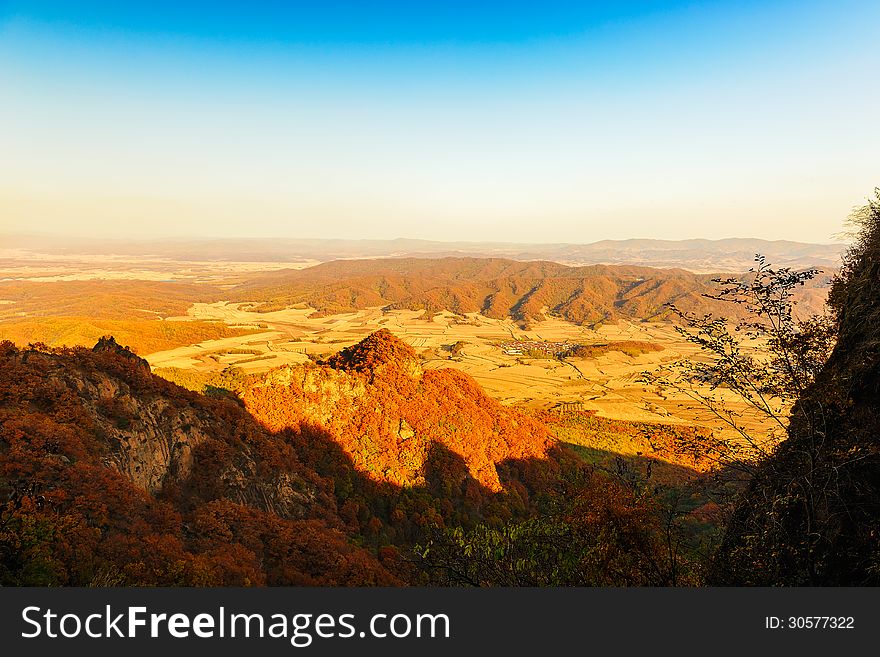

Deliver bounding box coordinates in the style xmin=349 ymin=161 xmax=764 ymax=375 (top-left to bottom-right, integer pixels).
xmin=146 ymin=300 xmax=774 ymax=444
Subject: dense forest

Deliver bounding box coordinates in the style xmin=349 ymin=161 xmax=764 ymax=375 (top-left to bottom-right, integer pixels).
xmin=230 ymin=257 xmax=831 ymax=325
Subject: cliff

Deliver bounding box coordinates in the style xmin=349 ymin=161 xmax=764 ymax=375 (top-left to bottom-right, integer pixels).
xmin=0 ymin=339 xmax=397 ymax=585
xmin=711 ymin=194 xmax=880 ymax=585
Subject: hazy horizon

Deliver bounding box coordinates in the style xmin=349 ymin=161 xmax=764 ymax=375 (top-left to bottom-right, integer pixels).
xmin=0 ymin=231 xmax=849 ymax=247
xmin=2 ymin=1 xmax=878 ymax=243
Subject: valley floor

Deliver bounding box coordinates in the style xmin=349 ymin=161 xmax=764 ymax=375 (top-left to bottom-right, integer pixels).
xmin=146 ymin=301 xmax=772 ymax=442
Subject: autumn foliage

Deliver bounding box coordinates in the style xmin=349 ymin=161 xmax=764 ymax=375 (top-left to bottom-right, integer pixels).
xmin=1 ymin=331 xmax=715 ymax=586
xmin=0 ymin=316 xmax=260 ymax=355
xmin=243 ymin=329 xmax=555 ymax=492
xmin=231 ymin=258 xmax=830 ymax=325
xmin=0 ymin=339 xmax=397 ymax=585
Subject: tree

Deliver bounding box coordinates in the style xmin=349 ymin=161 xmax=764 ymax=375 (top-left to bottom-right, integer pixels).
xmin=647 ymin=257 xmax=834 ymax=478
xmin=413 ymin=469 xmax=695 ymax=586
xmin=706 ymin=191 xmax=880 ymax=584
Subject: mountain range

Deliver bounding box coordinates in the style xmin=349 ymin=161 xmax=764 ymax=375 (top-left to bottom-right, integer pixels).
xmin=2 ymin=235 xmax=845 ymax=272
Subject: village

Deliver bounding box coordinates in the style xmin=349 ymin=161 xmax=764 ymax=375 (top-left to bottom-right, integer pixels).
xmin=500 ymin=340 xmax=576 ymax=358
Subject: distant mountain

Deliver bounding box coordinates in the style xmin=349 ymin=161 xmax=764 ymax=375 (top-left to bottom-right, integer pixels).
xmin=522 ymin=238 xmax=844 ymax=272
xmin=2 ymin=234 xmax=845 ymax=272
xmin=233 ymin=257 xmax=833 ymax=324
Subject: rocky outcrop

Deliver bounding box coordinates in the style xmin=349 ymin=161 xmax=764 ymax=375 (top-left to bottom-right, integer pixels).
xmin=260 ymin=362 xmax=367 ymax=427
xmin=3 ymin=340 xmax=323 ymax=520
xmin=0 ymin=337 xmax=400 ymax=586
xmin=92 ymin=334 xmax=150 ymax=371
xmin=243 ymin=330 xmax=555 ymax=492
xmin=65 ymin=366 xmax=207 ymax=493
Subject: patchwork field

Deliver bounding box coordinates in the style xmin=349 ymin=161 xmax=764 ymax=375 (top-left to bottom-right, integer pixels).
xmin=0 ymin=249 xmax=791 ymax=445
xmin=146 ymin=301 xmax=772 ymax=441
xmin=0 ymin=249 xmax=319 ymax=283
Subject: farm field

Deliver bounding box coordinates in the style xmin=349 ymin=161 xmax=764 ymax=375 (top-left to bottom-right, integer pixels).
xmin=146 ymin=301 xmax=770 ymax=440
xmin=0 ymin=249 xmax=319 ymax=283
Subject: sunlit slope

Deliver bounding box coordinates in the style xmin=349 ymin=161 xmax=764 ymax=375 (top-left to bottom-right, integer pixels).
xmin=231 ymin=257 xmax=831 ymax=323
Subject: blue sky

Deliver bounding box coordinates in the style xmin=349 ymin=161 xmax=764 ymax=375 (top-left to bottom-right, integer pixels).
xmin=1 ymin=1 xmax=877 ymax=242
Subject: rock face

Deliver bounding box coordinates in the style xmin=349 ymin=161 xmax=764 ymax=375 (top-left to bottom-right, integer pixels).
xmin=244 ymin=329 xmax=555 ymax=491
xmin=3 ymin=340 xmax=324 ymax=517
xmin=712 ymin=197 xmax=880 ymax=585
xmin=66 ymin=363 xmax=206 ymax=493
xmin=92 ymin=335 xmax=151 ymax=371
xmin=0 ymin=337 xmax=400 ymax=586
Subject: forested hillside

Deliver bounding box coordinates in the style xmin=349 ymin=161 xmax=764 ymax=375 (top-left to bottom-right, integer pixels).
xmin=0 ymin=337 xmax=397 ymax=585
xmin=0 ymin=279 xmax=260 ymax=353
xmin=231 ymin=257 xmax=831 ymax=325
xmin=243 ymin=329 xmax=555 ymax=491
xmin=0 ymin=331 xmax=702 ymax=586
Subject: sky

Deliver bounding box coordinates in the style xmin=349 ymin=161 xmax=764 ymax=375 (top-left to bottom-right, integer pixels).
xmin=0 ymin=1 xmax=878 ymax=243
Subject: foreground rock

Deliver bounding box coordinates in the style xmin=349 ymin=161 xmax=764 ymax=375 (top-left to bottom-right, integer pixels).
xmin=0 ymin=338 xmax=398 ymax=585
xmin=712 ymin=196 xmax=880 ymax=585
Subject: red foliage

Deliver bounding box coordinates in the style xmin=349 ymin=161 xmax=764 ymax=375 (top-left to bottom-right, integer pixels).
xmin=244 ymin=331 xmax=555 ymax=492
xmin=0 ymin=340 xmax=397 ymax=586
xmin=1 ymin=334 xmax=665 ymax=587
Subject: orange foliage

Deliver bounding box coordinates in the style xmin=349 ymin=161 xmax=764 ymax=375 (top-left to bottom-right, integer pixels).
xmin=243 ymin=330 xmax=555 ymax=491
xmin=1 ymin=333 xmax=703 ymax=587
xmin=0 ymin=339 xmax=397 ymax=586
xmin=0 ymin=316 xmax=260 ymax=354
xmin=0 ymin=280 xmax=220 ymax=320
xmin=538 ymin=409 xmax=715 ymax=475
xmin=229 ymin=257 xmax=827 ymax=325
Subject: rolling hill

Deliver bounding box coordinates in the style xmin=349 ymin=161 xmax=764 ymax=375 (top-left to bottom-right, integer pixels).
xmin=231 ymin=257 xmax=833 ymax=325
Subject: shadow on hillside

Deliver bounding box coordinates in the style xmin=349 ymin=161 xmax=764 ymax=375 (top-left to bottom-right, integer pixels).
xmin=167 ymin=385 xmax=718 ymax=554
xmin=0 ymin=339 xmax=726 ymax=586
